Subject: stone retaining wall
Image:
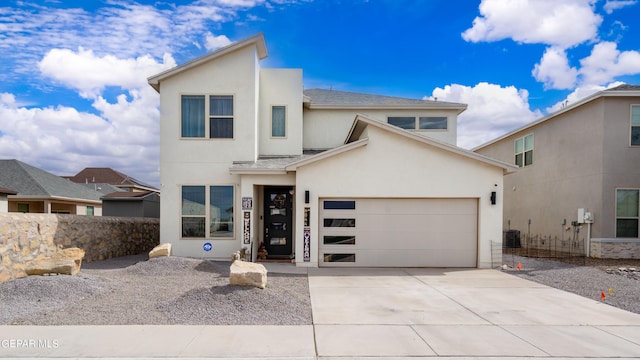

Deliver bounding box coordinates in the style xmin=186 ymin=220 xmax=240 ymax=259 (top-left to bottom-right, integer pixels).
xmin=590 ymin=238 xmax=640 ymax=259
xmin=0 ymin=213 xmax=159 ymax=282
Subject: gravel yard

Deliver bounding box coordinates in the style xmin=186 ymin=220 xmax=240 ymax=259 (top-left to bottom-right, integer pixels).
xmin=1 ymin=253 xmax=639 ymax=325
xmin=503 ymin=254 xmax=640 ymax=315
xmin=0 ymin=255 xmax=312 ymax=325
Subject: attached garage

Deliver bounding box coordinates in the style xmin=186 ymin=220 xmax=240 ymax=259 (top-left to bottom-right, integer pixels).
xmin=319 ymin=198 xmax=478 ymax=267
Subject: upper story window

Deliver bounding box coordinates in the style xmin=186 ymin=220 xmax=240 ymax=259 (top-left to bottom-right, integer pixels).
xmin=631 ymin=105 xmax=640 ymax=146
xmin=515 ymin=134 xmax=534 ymax=167
xmin=271 ymin=105 xmax=286 ymax=137
xmin=388 ymin=116 xmax=448 ymax=130
xmin=181 ymin=95 xmax=234 ymax=139
xmin=616 ymin=189 xmax=639 ymax=238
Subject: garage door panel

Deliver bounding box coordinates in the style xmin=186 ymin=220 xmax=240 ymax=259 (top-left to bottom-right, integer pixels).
xmin=319 ymin=198 xmax=478 ymax=267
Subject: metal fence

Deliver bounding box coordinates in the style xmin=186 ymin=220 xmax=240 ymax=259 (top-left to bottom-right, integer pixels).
xmin=500 ymin=230 xmax=587 ymax=266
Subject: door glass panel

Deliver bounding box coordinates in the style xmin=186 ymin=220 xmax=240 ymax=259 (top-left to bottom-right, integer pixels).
xmin=324 ymin=236 xmax=356 ymax=245
xmin=270 ymin=237 xmax=287 ymax=245
xmin=323 ymin=218 xmax=356 ymax=227
xmin=270 ymin=208 xmax=286 ymax=216
xmin=324 ymin=253 xmax=356 ymax=262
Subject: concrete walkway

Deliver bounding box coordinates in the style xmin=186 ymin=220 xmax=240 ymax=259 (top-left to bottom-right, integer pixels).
xmin=2 ymin=267 xmax=640 ymax=359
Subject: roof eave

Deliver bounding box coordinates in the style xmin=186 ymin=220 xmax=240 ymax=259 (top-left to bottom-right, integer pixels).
xmin=285 ymin=138 xmax=369 ymax=170
xmin=473 ymin=88 xmax=640 ymax=151
xmin=306 ymin=103 xmax=467 ymax=112
xmin=229 ymin=168 xmax=289 ymax=175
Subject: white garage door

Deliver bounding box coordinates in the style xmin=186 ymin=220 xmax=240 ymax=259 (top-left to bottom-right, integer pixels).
xmin=319 ymin=198 xmax=477 ymax=267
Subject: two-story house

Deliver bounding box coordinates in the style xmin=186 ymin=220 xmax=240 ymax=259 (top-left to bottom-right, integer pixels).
xmin=475 ymin=85 xmax=640 ymax=259
xmin=148 ymin=33 xmax=516 ymax=268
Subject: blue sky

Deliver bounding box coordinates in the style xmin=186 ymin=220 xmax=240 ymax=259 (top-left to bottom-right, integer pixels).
xmin=1 ymin=0 xmax=639 ymax=187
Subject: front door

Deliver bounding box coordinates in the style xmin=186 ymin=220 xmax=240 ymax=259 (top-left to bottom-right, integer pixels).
xmin=264 ymin=186 xmax=293 ymax=257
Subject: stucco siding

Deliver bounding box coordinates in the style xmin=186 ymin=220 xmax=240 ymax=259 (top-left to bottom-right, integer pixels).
xmin=303 ymin=108 xmax=458 ymax=150
xmin=477 ymin=100 xmax=605 ymax=239
xmin=259 ymin=69 xmax=303 ymax=156
xmin=295 ymin=125 xmax=504 ymax=268
xmin=601 ymin=97 xmax=640 ymax=238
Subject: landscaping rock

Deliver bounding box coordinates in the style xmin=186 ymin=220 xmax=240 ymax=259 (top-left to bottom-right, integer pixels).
xmin=229 ymin=260 xmax=267 ymax=289
xmin=25 ymin=247 xmax=85 ymax=276
xmin=149 ymin=243 xmax=171 ymax=258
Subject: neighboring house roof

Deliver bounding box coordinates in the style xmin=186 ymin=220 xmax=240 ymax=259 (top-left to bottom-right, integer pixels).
xmin=303 ymin=88 xmax=467 ymax=112
xmin=0 ymin=187 xmax=18 ymax=195
xmin=231 ymin=114 xmax=518 ymax=174
xmin=101 ymin=190 xmax=157 ymax=201
xmin=0 ymin=160 xmax=102 ymax=202
xmin=67 ymin=168 xmax=158 ymax=192
xmin=474 ymin=83 xmax=640 ymax=150
xmin=148 ymin=33 xmax=267 ymax=92
xmin=76 ymin=182 xmax=125 ymax=195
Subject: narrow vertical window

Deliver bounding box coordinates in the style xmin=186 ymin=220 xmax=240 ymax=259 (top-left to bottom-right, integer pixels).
xmin=272 ymin=106 xmax=286 ymax=137
xmin=182 ymin=186 xmax=206 ymax=238
xmin=210 ymin=95 xmax=234 ymax=138
xmin=86 ymin=206 xmax=94 ymax=216
xmin=181 ymin=95 xmax=205 ymax=138
xmin=515 ymin=134 xmax=534 ymax=167
xmin=631 ymin=105 xmax=640 ymax=146
xmin=210 ymin=186 xmax=234 ymax=238
xmin=616 ymin=189 xmax=639 ymax=237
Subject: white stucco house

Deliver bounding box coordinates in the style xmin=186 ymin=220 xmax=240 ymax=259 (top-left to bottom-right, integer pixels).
xmin=148 ymin=33 xmax=516 ymax=268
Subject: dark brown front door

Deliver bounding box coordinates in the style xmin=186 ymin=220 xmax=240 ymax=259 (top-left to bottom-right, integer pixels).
xmin=264 ymin=186 xmax=293 ymax=257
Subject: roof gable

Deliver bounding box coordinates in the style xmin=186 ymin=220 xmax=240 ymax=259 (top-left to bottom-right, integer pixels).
xmin=0 ymin=160 xmax=103 ymax=201
xmin=67 ymin=168 xmax=157 ymax=191
xmin=148 ymin=33 xmax=267 ymax=92
xmin=474 ymin=83 xmax=640 ymax=150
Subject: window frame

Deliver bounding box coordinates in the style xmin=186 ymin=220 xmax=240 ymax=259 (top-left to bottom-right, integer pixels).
xmin=271 ymin=105 xmax=287 ymax=138
xmin=180 ymin=184 xmax=235 ymax=240
xmin=631 ymin=104 xmax=640 ymax=147
xmin=615 ymin=188 xmax=639 ymax=238
xmin=515 ymin=133 xmax=534 ymax=167
xmin=387 ymin=116 xmax=449 ymax=131
xmin=180 ymin=94 xmax=235 ymax=140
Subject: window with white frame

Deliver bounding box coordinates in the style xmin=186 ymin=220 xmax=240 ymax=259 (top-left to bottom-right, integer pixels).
xmin=631 ymin=105 xmax=640 ymax=146
xmin=271 ymin=105 xmax=286 ymax=137
xmin=181 ymin=95 xmax=234 ymax=139
xmin=515 ymin=134 xmax=534 ymax=167
xmin=388 ymin=116 xmax=448 ymax=130
xmin=616 ymin=189 xmax=639 ymax=238
xmin=181 ymin=185 xmax=234 ymax=239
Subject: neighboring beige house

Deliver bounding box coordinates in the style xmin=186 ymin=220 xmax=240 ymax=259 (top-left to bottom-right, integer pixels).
xmin=0 ymin=160 xmax=103 ymax=215
xmin=148 ymin=33 xmax=516 ymax=267
xmin=475 ymin=85 xmax=640 ymax=258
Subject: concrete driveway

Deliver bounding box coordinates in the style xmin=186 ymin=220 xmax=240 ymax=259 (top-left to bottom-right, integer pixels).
xmin=308 ymin=267 xmax=640 ymax=358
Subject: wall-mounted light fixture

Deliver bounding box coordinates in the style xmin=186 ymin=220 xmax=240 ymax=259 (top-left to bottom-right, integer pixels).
xmin=304 ymin=190 xmax=309 ymax=204
xmin=490 ymin=191 xmax=497 ymax=205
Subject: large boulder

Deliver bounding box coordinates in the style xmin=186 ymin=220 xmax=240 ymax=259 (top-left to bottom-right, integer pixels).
xmin=149 ymin=243 xmax=171 ymax=258
xmin=26 ymin=247 xmax=85 ymax=276
xmin=229 ymin=260 xmax=267 ymax=289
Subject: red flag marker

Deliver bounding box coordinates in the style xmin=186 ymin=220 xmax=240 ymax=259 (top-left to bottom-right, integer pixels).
xmin=601 ymin=291 xmax=606 ymax=301
xmin=517 ymin=262 xmax=522 ymax=271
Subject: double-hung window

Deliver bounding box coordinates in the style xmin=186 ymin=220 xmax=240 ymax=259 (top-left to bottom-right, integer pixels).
xmin=182 ymin=185 xmax=234 ymax=239
xmin=388 ymin=116 xmax=448 ymax=130
xmin=631 ymin=105 xmax=640 ymax=146
xmin=616 ymin=189 xmax=639 ymax=238
xmin=515 ymin=134 xmax=534 ymax=167
xmin=181 ymin=95 xmax=234 ymax=139
xmin=271 ymin=105 xmax=286 ymax=137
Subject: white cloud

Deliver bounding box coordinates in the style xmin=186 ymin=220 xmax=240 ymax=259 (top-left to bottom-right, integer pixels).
xmin=532 ymin=47 xmax=579 ymax=89
xmin=462 ymin=0 xmax=602 ymax=48
xmin=38 ymin=48 xmax=176 ymax=99
xmin=428 ymin=83 xmax=542 ymax=149
xmin=578 ymin=41 xmax=640 ymax=85
xmin=205 ymin=32 xmax=233 ymax=51
xmin=603 ymin=0 xmax=637 ymax=14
